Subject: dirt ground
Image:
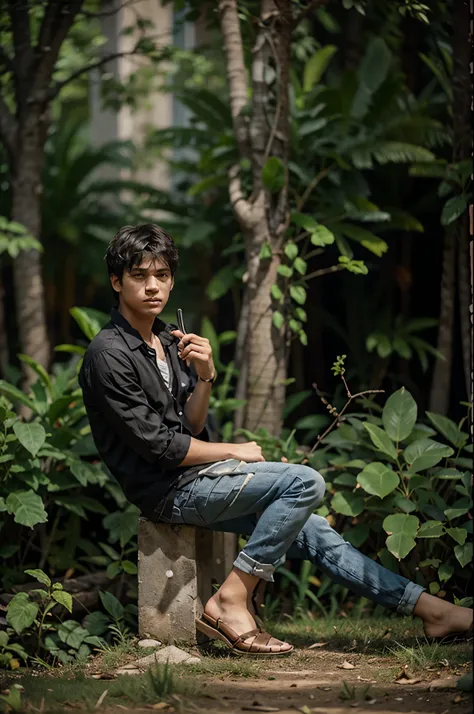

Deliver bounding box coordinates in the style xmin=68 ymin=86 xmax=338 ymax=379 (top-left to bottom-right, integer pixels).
xmin=9 ymin=618 xmax=473 ymax=714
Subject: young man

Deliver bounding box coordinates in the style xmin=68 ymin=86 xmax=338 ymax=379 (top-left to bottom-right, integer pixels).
xmin=79 ymin=224 xmax=472 ymax=656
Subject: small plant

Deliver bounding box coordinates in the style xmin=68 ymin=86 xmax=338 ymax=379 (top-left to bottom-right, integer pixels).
xmin=0 ymin=631 xmax=27 ymax=671
xmin=84 ymin=591 xmax=137 ymax=647
xmin=148 ymin=661 xmax=175 ymax=698
xmin=339 ymin=681 xmax=372 ymax=702
xmin=4 ymin=568 xmax=104 ymax=666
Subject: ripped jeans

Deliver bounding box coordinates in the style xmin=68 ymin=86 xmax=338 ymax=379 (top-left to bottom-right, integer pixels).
xmin=158 ymin=460 xmax=424 ymax=615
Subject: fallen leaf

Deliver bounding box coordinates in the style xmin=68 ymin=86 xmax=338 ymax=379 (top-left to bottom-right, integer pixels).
xmin=241 ymin=707 xmax=281 ymax=713
xmin=94 ymin=690 xmax=108 ymax=709
xmin=298 ymin=707 xmax=312 ymax=714
xmin=151 ymin=704 xmax=174 ymax=711
xmin=317 ymin=686 xmax=331 ymax=691
xmin=337 ymin=660 xmax=355 ymax=670
xmin=91 ymin=673 xmax=115 ymax=680
xmin=308 ymin=642 xmax=328 ymax=649
xmin=453 ymin=694 xmax=464 ymax=703
xmin=395 ymin=677 xmax=422 ymax=685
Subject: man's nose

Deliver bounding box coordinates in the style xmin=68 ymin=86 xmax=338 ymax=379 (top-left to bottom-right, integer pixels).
xmin=145 ymin=276 xmax=160 ymax=291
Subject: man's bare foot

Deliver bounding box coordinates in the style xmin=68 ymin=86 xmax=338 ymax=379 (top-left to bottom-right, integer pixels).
xmin=204 ymin=591 xmax=292 ymax=653
xmin=414 ymin=593 xmax=473 ymax=639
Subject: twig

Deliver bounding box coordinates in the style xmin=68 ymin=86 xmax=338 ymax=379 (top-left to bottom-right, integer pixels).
xmin=304 ymin=264 xmax=345 ymax=281
xmin=309 ymin=383 xmax=384 ymax=455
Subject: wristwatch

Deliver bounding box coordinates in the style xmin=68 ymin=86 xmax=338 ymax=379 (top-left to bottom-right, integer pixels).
xmin=198 ymin=372 xmax=217 ymax=384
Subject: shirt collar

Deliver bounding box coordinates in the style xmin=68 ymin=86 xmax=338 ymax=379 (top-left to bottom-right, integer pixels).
xmin=110 ymin=306 xmax=177 ymax=351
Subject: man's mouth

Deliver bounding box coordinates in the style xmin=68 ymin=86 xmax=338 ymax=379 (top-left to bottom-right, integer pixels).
xmin=145 ymin=298 xmax=161 ymax=303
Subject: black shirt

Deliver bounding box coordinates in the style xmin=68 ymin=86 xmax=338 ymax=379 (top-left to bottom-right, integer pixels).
xmin=78 ymin=307 xmax=210 ymax=518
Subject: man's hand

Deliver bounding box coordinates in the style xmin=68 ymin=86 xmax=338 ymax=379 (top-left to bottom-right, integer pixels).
xmin=171 ymin=330 xmax=215 ymax=381
xmin=230 ymin=441 xmax=266 ymax=462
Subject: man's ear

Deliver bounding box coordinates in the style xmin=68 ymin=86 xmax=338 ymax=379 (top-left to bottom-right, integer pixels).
xmin=110 ymin=274 xmax=122 ymax=294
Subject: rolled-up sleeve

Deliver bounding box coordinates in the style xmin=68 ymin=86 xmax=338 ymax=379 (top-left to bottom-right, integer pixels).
xmin=85 ymin=349 xmax=191 ymax=468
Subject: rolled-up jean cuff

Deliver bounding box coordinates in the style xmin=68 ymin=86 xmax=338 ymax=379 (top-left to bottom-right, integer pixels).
xmin=397 ymin=581 xmax=425 ymax=615
xmin=234 ymin=550 xmax=285 ymax=582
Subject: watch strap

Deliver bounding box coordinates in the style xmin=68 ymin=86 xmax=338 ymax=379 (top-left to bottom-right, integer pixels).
xmin=198 ymin=372 xmax=217 ymax=384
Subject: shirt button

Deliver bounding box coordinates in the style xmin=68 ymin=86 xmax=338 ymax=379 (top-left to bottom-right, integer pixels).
xmin=178 ymin=411 xmax=183 ymax=416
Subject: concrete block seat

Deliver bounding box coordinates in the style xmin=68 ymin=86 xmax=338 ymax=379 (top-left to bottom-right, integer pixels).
xmin=138 ymin=518 xmax=236 ymax=645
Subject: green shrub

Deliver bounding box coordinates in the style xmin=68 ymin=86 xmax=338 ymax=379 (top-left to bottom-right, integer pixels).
xmin=244 ymin=386 xmax=472 ymax=604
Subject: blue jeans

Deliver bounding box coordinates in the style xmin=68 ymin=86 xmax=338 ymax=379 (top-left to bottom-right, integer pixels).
xmin=160 ymin=461 xmax=424 ymax=615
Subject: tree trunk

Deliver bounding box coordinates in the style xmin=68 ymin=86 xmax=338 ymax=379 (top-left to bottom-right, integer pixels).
xmin=12 ymin=121 xmax=51 ymax=394
xmin=220 ymin=0 xmax=292 ymax=436
xmin=429 ymin=0 xmax=470 ymax=414
xmin=246 ymin=246 xmax=286 ymax=433
xmin=0 ymin=273 xmax=9 ymax=377
xmin=429 ymin=229 xmax=455 ymax=414
xmin=458 ymin=217 xmax=470 ymax=400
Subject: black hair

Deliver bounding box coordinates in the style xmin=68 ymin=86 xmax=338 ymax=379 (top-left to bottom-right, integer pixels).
xmin=105 ymin=224 xmax=179 ymax=303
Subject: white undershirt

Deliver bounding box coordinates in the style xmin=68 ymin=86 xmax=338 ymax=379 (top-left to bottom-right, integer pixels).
xmin=156 ymin=356 xmax=171 ymax=391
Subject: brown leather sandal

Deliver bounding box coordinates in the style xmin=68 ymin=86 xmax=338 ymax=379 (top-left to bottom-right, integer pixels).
xmin=196 ymin=613 xmax=293 ymax=656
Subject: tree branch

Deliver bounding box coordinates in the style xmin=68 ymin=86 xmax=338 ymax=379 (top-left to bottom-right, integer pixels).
xmin=49 ymin=46 xmax=147 ymax=99
xmin=218 ymin=0 xmax=251 ymax=159
xmin=309 ymin=384 xmax=384 ymax=454
xmin=8 ymin=0 xmax=32 ymax=93
xmin=79 ymin=0 xmax=140 ymax=18
xmin=33 ymin=0 xmax=85 ymax=96
xmin=304 ymin=264 xmax=345 ymax=281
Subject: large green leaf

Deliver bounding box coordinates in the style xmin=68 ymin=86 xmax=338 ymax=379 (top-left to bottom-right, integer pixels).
xmin=359 ymin=38 xmax=392 ymax=93
xmin=441 ymin=195 xmax=468 ymax=226
xmin=52 ymin=590 xmax=73 ymax=613
xmin=6 ymin=592 xmax=39 ymax=634
xmin=206 ymin=265 xmax=235 ymax=301
xmin=383 ymin=513 xmax=419 ymax=560
xmin=13 ymin=422 xmax=46 ymax=457
xmin=17 ymin=354 xmax=52 ymax=393
xmin=454 ymin=542 xmax=472 ymax=568
xmin=445 ymin=527 xmax=467 ymax=545
xmin=417 ymin=520 xmax=445 ymax=538
xmin=70 ymin=307 xmax=109 ymax=342
xmin=0 ymin=381 xmax=38 ymax=412
xmin=363 ymin=423 xmax=397 ymax=460
xmin=382 ymin=388 xmax=417 ymax=442
xmin=331 ymin=491 xmax=365 ymax=517
xmin=425 ymin=412 xmax=467 ymax=448
xmin=24 ymin=569 xmax=51 ymax=587
xmin=99 ymin=590 xmax=124 ymax=621
xmin=357 ymin=462 xmax=399 ymax=499
xmin=262 ymin=157 xmax=285 ymax=193
xmin=303 ymin=45 xmax=337 ymax=92
xmin=404 ymin=438 xmax=454 ymax=473
xmin=6 ymin=490 xmax=48 ymax=528
xmin=310 ymin=225 xmax=335 ymax=246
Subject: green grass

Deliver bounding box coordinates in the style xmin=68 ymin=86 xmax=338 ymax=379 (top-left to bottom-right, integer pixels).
xmin=388 ymin=638 xmax=473 ymax=672
xmin=17 ymin=664 xmax=195 ymax=714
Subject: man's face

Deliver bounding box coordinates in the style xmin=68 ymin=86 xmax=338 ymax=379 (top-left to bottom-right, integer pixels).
xmin=111 ymin=256 xmax=174 ymax=316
